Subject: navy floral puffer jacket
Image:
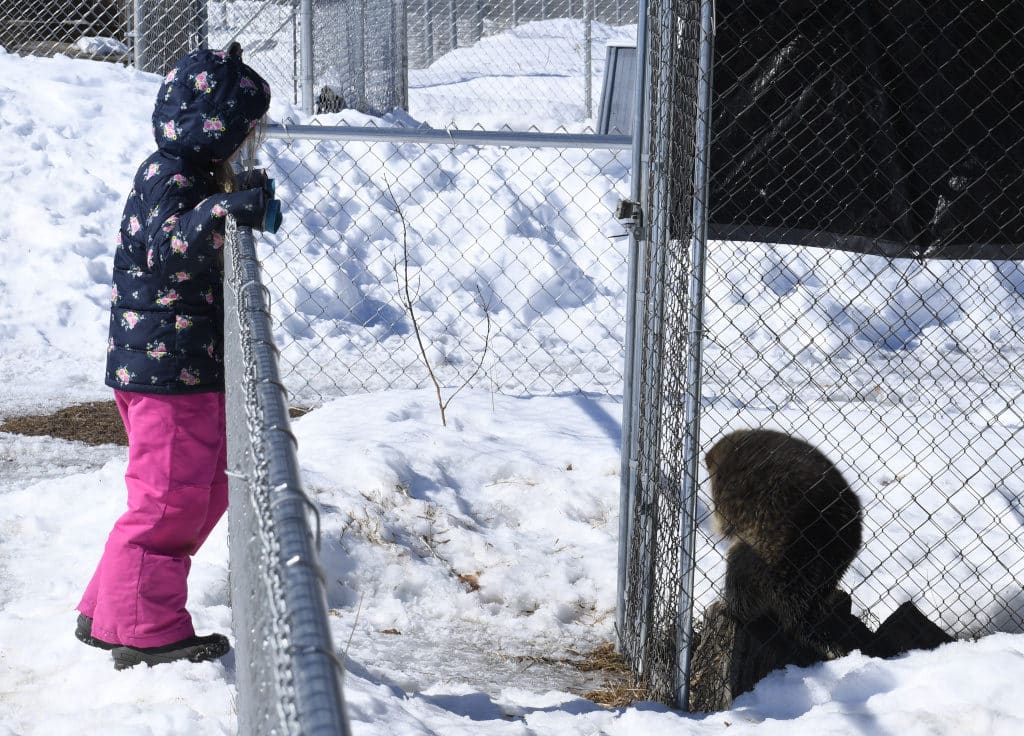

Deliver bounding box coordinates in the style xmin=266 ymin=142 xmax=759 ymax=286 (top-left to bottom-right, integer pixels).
xmin=106 ymin=48 xmax=271 ymax=394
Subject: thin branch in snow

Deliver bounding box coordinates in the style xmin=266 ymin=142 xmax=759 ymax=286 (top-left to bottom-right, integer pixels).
xmin=383 ymin=175 xmax=492 ymax=427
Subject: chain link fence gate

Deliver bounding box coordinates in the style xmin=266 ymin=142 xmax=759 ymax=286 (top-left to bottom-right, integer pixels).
xmin=256 ymin=123 xmax=632 ymax=406
xmin=616 ymin=0 xmax=709 ymax=706
xmin=619 ymin=0 xmax=1024 ymax=711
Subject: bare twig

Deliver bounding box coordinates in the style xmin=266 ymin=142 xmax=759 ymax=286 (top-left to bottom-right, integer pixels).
xmin=384 ymin=175 xmax=492 ymax=427
xmin=438 ymin=286 xmax=492 ymax=417
xmin=343 ymin=590 xmax=365 ymax=661
xmin=383 ymin=176 xmax=447 ymax=423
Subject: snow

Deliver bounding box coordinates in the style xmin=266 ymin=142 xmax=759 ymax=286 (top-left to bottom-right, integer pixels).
xmin=2 ymin=18 xmax=1024 ymax=736
xmin=404 ymin=19 xmax=636 ymax=128
xmin=74 ymin=37 xmax=130 ymax=57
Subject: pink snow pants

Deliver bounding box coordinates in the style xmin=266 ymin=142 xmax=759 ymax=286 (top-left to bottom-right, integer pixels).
xmin=77 ymin=390 xmax=228 ymax=647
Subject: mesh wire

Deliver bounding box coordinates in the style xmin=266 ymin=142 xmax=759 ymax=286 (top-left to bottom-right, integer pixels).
xmin=405 ymin=0 xmax=638 ymax=67
xmin=622 ymin=0 xmax=1024 ymax=712
xmin=618 ymin=0 xmax=701 ymax=705
xmin=225 ymin=216 xmax=350 ymax=735
xmin=308 ymin=0 xmax=407 ymax=115
xmin=208 ymin=1 xmax=300 ymax=103
xmin=0 ymin=2 xmax=641 ymax=123
xmin=256 ymin=129 xmax=633 ymax=407
xmin=12 ymin=0 xmax=1023 ymax=720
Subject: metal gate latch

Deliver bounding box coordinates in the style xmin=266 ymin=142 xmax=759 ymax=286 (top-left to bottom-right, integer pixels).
xmin=615 ymin=198 xmax=644 ymax=239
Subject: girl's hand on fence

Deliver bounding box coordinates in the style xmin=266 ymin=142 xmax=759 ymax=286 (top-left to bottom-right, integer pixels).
xmin=237 ymin=169 xmax=276 ymax=198
xmin=230 ymin=185 xmax=282 ymax=233
xmin=218 ymin=187 xmax=279 ymax=234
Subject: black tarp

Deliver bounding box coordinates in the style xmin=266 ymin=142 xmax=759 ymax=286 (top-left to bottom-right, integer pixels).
xmin=707 ymin=1 xmax=1024 ymax=259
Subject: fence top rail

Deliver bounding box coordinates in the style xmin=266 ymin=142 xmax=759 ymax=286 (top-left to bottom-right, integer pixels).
xmin=265 ymin=123 xmax=633 ymax=150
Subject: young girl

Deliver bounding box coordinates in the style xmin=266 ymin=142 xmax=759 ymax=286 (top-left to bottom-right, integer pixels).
xmin=76 ymin=45 xmax=280 ymax=669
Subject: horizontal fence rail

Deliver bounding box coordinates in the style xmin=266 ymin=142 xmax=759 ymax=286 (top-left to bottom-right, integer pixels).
xmin=266 ymin=122 xmax=632 ymax=149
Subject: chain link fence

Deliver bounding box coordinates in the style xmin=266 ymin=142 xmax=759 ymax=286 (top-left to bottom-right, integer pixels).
xmin=224 ymin=216 xmax=351 ymax=735
xmin=306 ymin=0 xmax=407 ymax=115
xmin=402 ymin=0 xmax=637 ymax=125
xmin=15 ymin=0 xmax=1023 ymax=722
xmin=208 ymin=1 xmax=303 ymax=108
xmin=223 ymin=124 xmax=631 ymax=729
xmin=407 ymin=0 xmax=637 ymax=69
xmin=0 ymin=1 xmax=209 ymax=71
xmin=256 ymin=124 xmax=632 ymax=407
xmin=0 ymin=2 xmax=639 ymax=127
xmin=620 ymin=0 xmax=1024 ymax=711
xmin=0 ymin=2 xmax=129 ymax=59
xmin=616 ymin=0 xmax=706 ymax=706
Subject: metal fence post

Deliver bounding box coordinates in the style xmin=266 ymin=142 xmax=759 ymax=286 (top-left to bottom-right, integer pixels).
xmin=616 ymin=0 xmax=650 ymax=655
xmin=673 ymin=0 xmax=714 ymax=709
xmin=448 ymin=0 xmax=458 ymax=51
xmin=584 ymin=0 xmax=593 ymax=118
xmin=225 ymin=218 xmax=351 ymax=735
xmin=195 ymin=0 xmax=209 ymax=49
xmin=300 ymin=0 xmax=314 ymax=114
xmin=425 ymin=0 xmax=435 ymax=65
xmin=132 ymin=0 xmax=147 ymax=72
xmin=396 ymin=0 xmax=410 ymax=109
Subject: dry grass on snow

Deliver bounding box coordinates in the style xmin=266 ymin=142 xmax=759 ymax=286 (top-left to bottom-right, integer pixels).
xmin=0 ymin=400 xmax=127 ymax=446
xmin=1 ymin=402 xmax=644 ymax=707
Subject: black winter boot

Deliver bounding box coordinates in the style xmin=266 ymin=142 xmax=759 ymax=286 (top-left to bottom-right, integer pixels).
xmin=112 ymin=633 xmax=231 ymax=670
xmin=75 ymin=614 xmax=119 ymax=650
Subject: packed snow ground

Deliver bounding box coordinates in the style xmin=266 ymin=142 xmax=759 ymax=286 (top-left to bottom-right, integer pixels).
xmin=2 ymin=18 xmax=1024 ymax=736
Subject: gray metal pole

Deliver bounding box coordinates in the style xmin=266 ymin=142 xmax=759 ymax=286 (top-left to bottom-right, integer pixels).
xmin=615 ymin=0 xmax=649 ymax=653
xmin=226 ymin=220 xmax=352 ymax=735
xmin=264 ymin=123 xmax=631 ymax=149
xmin=293 ymin=2 xmax=299 ymax=104
xmin=196 ymin=0 xmax=209 ymax=48
xmin=425 ymin=0 xmax=435 ymax=65
xmin=449 ymin=0 xmax=459 ymax=51
xmin=674 ymin=0 xmax=715 ymax=710
xmin=133 ymin=0 xmax=146 ymax=72
xmin=356 ymin=0 xmax=368 ymax=110
xmin=584 ymin=0 xmax=593 ymax=118
xmin=396 ymin=0 xmax=410 ymax=109
xmin=300 ymin=0 xmax=315 ymax=114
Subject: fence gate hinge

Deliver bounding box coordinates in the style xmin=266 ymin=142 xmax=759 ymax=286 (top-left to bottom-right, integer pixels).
xmin=616 ymin=198 xmax=644 ymax=240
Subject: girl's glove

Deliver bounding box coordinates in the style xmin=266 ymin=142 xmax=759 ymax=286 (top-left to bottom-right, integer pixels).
xmin=230 ymin=187 xmax=283 ymax=234
xmin=237 ymin=169 xmax=276 ymax=198
xmin=238 ymin=174 xmax=283 ymax=234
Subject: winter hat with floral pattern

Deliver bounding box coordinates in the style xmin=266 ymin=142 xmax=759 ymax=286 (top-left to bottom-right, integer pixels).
xmin=151 ymin=46 xmax=271 ymax=163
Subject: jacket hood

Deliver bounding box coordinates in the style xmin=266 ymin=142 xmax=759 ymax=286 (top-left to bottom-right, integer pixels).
xmin=151 ymin=48 xmax=271 ymax=163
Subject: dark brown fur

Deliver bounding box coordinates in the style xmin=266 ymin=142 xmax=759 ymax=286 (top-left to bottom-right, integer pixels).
xmin=705 ymin=428 xmax=864 ymax=655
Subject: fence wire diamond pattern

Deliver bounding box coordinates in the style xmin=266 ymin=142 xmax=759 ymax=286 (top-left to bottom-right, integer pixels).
xmin=619 ymin=0 xmax=1024 ymax=711
xmin=257 ymin=131 xmax=633 ymax=406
